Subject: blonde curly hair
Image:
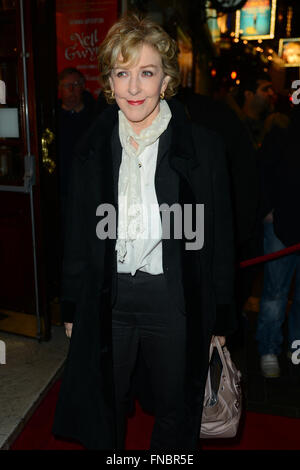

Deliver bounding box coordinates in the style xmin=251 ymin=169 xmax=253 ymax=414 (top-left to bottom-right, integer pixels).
xmin=98 ymin=13 xmax=180 ymax=103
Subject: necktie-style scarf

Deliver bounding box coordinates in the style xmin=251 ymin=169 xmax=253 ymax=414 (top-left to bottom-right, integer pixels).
xmin=116 ymin=99 xmax=172 ymax=262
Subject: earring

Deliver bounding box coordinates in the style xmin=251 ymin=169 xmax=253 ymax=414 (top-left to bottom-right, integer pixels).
xmin=110 ymin=89 xmax=115 ymax=100
xmin=160 ymin=91 xmax=165 ymax=100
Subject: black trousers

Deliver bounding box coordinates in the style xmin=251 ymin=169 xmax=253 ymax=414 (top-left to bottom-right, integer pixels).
xmin=112 ymin=270 xmax=187 ymax=450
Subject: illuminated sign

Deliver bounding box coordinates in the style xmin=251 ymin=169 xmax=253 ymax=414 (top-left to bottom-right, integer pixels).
xmin=206 ymin=7 xmax=221 ymax=42
xmin=235 ymin=0 xmax=277 ymax=40
xmin=279 ymin=38 xmax=300 ymax=68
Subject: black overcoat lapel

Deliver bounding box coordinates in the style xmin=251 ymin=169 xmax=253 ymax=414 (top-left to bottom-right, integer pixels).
xmin=111 ymin=123 xmax=122 ymax=205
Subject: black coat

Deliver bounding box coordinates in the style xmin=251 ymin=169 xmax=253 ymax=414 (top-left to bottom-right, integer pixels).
xmin=52 ymin=99 xmax=236 ymax=449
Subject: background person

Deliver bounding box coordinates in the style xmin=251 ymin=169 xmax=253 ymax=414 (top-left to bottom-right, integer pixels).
xmin=177 ymin=87 xmax=259 ymax=355
xmin=57 ymin=67 xmax=96 ymax=231
xmin=256 ymin=106 xmax=300 ymax=378
xmin=234 ymin=72 xmax=276 ymax=149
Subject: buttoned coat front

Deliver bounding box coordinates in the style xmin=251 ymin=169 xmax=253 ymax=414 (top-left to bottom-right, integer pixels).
xmin=52 ymin=99 xmax=236 ymax=449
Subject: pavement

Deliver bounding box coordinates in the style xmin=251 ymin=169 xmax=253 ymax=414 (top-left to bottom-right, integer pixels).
xmin=0 ymin=325 xmax=68 ymax=450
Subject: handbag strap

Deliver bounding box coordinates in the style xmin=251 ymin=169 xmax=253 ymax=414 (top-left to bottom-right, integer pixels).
xmin=209 ymin=336 xmax=230 ymax=382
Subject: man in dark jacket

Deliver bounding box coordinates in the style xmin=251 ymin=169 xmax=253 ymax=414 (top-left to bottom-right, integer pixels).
xmin=234 ymin=73 xmax=276 ymax=149
xmin=178 ymin=88 xmax=260 ymax=352
xmin=256 ymin=107 xmax=300 ymax=377
xmin=57 ymin=67 xmax=97 ymax=232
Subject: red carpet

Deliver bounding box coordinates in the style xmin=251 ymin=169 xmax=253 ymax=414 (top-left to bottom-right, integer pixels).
xmin=10 ymin=379 xmax=300 ymax=450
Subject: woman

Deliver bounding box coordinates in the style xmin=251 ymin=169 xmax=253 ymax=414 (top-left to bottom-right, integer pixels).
xmin=53 ymin=13 xmax=236 ymax=450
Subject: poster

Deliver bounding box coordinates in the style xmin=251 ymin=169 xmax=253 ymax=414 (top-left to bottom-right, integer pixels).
xmin=56 ymin=0 xmax=118 ymax=98
xmin=278 ymin=38 xmax=300 ymax=67
xmin=235 ymin=0 xmax=277 ymax=40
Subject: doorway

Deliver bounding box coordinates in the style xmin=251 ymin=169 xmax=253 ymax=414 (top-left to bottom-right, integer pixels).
xmin=0 ymin=0 xmax=58 ymax=340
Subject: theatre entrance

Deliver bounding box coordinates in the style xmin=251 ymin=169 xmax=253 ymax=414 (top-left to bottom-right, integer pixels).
xmin=0 ymin=0 xmax=58 ymax=340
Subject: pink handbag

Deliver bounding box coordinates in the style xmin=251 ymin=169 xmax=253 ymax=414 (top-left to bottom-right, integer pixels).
xmin=200 ymin=336 xmax=242 ymax=439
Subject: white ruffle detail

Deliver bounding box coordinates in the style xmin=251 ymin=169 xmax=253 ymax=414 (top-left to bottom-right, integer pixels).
xmin=116 ymin=100 xmax=172 ymax=262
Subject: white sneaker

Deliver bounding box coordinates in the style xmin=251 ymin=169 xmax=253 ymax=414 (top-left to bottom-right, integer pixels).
xmin=260 ymin=354 xmax=280 ymax=378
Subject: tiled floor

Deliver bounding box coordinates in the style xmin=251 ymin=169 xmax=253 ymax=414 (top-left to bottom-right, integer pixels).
xmin=0 ymin=326 xmax=68 ymax=450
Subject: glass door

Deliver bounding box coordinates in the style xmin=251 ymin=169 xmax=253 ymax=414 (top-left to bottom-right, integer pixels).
xmin=0 ymin=0 xmax=50 ymax=339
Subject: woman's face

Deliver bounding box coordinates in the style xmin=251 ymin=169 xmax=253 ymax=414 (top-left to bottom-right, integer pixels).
xmin=109 ymin=43 xmax=170 ymax=134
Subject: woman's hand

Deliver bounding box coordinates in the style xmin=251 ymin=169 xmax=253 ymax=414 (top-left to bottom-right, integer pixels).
xmin=211 ymin=335 xmax=226 ymax=347
xmin=64 ymin=322 xmax=73 ymax=339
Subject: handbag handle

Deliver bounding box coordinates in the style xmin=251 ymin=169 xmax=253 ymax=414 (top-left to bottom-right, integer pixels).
xmin=207 ymin=336 xmax=231 ymax=387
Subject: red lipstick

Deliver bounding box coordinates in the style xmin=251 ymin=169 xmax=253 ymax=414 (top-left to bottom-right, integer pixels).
xmin=127 ymin=100 xmax=145 ymax=106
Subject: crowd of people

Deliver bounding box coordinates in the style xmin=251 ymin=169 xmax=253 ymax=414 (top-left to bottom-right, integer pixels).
xmin=53 ymin=12 xmax=300 ymax=449
xmin=203 ymin=67 xmax=300 ymax=378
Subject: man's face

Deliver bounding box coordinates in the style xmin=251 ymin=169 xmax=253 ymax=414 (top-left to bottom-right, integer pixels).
xmin=253 ymin=80 xmax=275 ymax=115
xmin=59 ymin=73 xmax=84 ymax=111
